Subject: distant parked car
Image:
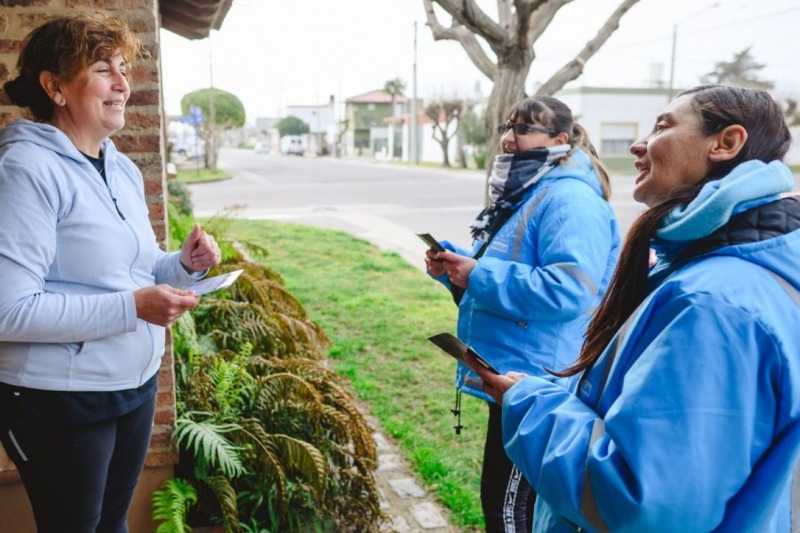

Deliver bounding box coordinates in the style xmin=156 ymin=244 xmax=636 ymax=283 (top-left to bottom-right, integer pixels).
xmin=254 ymin=141 xmax=270 ymax=154
xmin=280 ymin=135 xmax=305 ymax=156
xmin=170 ymin=140 xmax=204 ymax=160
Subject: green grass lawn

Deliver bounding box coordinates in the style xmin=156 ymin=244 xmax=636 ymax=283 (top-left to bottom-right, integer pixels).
xmin=176 ymin=167 xmax=231 ymax=183
xmin=228 ymin=220 xmax=487 ymax=531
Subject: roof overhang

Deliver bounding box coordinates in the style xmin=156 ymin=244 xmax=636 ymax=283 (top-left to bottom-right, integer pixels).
xmin=160 ymin=0 xmax=235 ymax=40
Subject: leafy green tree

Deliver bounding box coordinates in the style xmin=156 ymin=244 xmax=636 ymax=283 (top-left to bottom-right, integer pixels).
xmin=701 ymin=47 xmax=774 ymax=90
xmin=181 ymin=88 xmax=246 ymax=127
xmin=180 ymin=88 xmax=245 ymax=171
xmin=275 ymin=116 xmax=310 ymax=137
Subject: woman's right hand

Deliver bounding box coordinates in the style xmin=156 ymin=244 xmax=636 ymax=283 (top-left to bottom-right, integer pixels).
xmin=133 ymin=285 xmax=200 ymax=327
xmin=425 ymin=249 xmax=448 ymax=277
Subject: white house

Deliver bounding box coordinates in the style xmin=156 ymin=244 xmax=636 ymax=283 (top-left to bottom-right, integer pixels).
xmin=554 ymin=86 xmax=671 ymax=158
xmin=556 ymin=86 xmax=799 ymax=165
xmin=384 ymin=112 xmax=460 ymax=166
xmin=283 ymin=102 xmax=336 ymax=155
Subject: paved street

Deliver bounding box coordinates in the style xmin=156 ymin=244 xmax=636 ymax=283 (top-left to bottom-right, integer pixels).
xmin=190 ymin=148 xmax=648 ymax=268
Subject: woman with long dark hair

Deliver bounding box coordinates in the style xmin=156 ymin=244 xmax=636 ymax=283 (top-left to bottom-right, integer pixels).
xmin=476 ymin=85 xmax=800 ymax=532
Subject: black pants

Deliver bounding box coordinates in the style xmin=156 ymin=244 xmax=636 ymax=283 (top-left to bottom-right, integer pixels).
xmin=0 ymin=395 xmax=156 ymax=533
xmin=482 ymin=402 xmax=535 ymax=533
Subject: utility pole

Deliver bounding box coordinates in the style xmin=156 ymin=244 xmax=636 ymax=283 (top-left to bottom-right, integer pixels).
xmin=411 ymin=21 xmax=419 ymax=165
xmin=208 ymin=33 xmax=216 ymax=170
xmin=667 ymin=2 xmax=720 ymax=102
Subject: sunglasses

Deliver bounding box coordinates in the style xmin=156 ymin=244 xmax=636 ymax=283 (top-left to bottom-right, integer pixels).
xmin=498 ymin=122 xmax=558 ymax=136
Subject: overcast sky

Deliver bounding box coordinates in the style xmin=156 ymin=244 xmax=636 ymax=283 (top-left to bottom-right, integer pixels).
xmin=158 ymin=0 xmax=800 ymax=124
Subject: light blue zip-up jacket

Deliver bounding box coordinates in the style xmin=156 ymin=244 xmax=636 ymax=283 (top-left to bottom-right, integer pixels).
xmin=0 ymin=119 xmax=200 ymax=392
xmin=502 ymin=160 xmax=800 ymax=532
xmin=435 ymin=149 xmax=621 ymax=402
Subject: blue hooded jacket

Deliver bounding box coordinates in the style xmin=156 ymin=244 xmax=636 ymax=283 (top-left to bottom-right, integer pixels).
xmin=502 ymin=160 xmax=800 ymax=532
xmin=435 ymin=149 xmax=621 ymax=402
xmin=0 ymin=120 xmax=201 ymax=392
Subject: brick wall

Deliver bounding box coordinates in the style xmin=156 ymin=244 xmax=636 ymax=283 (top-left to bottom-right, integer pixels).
xmin=0 ymin=0 xmax=176 ymax=489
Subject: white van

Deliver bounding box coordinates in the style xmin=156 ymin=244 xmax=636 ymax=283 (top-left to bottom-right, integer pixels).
xmin=280 ymin=135 xmax=305 ymax=156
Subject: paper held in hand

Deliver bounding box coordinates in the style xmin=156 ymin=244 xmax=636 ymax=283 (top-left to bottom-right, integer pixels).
xmin=416 ymin=232 xmax=445 ymax=253
xmin=184 ymin=269 xmax=244 ymax=296
xmin=427 ymin=332 xmax=500 ymax=374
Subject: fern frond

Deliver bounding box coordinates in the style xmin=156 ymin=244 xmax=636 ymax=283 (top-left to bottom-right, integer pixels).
xmin=203 ymin=474 xmax=241 ymax=533
xmin=174 ymin=416 xmax=246 ymax=478
xmin=265 ymin=432 xmax=328 ymax=504
xmin=151 ymin=478 xmax=197 ymax=533
xmin=256 ymin=373 xmax=323 ymax=416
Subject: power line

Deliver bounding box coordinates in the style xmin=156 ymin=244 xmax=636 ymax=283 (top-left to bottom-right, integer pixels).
xmin=600 ymin=6 xmax=800 ymax=50
xmin=681 ymin=6 xmax=800 ymax=34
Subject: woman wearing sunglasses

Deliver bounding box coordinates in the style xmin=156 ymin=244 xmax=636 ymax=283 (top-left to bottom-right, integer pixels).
xmin=424 ymin=96 xmax=620 ymax=531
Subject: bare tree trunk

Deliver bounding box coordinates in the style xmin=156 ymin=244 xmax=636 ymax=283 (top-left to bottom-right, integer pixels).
xmin=455 ymin=130 xmax=466 ymax=168
xmin=207 ymin=135 xmax=218 ymax=172
xmin=203 ymin=127 xmax=219 ymax=173
xmin=438 ymin=136 xmax=451 ymax=167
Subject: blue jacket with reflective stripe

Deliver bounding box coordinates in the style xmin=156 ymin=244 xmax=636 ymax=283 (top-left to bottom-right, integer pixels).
xmin=502 ymin=164 xmax=800 ymax=532
xmin=435 ymin=149 xmax=620 ymax=402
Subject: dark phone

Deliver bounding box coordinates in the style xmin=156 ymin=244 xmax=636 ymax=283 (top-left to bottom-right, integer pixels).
xmin=417 ymin=233 xmax=446 ymax=253
xmin=427 ymin=332 xmax=500 ymax=374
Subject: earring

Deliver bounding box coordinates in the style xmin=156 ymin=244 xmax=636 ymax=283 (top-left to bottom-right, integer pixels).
xmin=54 ymin=97 xmax=65 ymax=107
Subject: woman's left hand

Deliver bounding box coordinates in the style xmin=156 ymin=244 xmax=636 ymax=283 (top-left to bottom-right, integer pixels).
xmin=180 ymin=223 xmax=221 ymax=273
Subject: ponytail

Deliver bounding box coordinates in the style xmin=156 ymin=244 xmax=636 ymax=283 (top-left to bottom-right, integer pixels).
xmin=505 ymin=96 xmax=612 ymax=200
xmin=571 ymin=123 xmax=611 ymax=200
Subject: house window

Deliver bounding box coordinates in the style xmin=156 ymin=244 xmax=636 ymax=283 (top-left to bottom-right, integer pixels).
xmin=600 ymin=123 xmax=637 ymax=157
xmin=367 ymin=103 xmax=376 ymax=111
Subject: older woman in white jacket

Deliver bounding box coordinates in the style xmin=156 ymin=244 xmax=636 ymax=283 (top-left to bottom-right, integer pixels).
xmin=0 ymin=14 xmax=220 ymax=532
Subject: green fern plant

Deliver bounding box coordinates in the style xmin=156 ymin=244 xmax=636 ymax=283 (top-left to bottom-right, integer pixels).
xmin=152 ymin=478 xmax=197 ymax=533
xmin=174 ymin=415 xmax=246 ymax=479
xmin=163 ymin=198 xmax=382 ymax=531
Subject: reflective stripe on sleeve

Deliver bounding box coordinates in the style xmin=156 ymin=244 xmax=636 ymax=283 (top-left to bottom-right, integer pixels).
xmin=552 ymin=263 xmax=599 ymax=298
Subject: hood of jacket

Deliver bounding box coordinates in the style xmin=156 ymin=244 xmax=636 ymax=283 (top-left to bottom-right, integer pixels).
xmin=0 ymin=119 xmax=120 ymax=174
xmin=651 ymin=160 xmax=798 ymax=289
xmin=539 ymin=148 xmax=605 ymax=198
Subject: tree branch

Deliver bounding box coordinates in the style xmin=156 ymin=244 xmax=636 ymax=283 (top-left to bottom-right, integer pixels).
xmin=424 ymin=0 xmax=498 ymax=80
xmin=497 ymin=0 xmax=513 ymax=31
xmin=526 ymin=0 xmax=571 ymax=45
xmin=535 ymin=0 xmax=642 ymax=96
xmin=428 ymin=0 xmax=507 ymax=45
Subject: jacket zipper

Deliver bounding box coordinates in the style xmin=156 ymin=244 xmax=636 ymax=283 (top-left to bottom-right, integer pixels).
xmin=100 ymin=168 xmax=126 ymax=220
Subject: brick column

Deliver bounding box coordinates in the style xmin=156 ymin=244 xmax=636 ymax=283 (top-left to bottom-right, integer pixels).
xmin=0 ymin=2 xmax=176 ymax=530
